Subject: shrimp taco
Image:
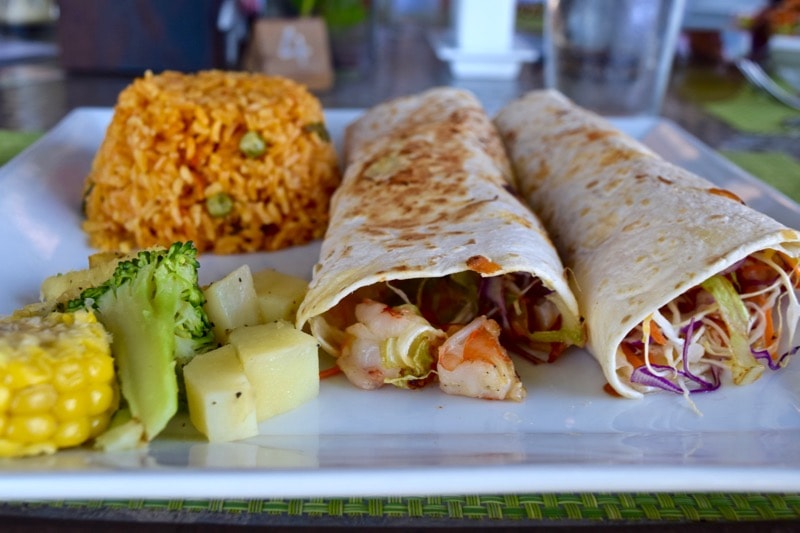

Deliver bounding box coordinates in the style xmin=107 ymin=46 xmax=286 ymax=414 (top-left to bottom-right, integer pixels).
xmin=494 ymin=89 xmax=800 ymax=400
xmin=295 ymin=87 xmax=584 ymax=401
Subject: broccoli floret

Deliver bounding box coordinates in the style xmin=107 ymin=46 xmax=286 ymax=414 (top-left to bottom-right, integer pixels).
xmin=59 ymin=241 xmax=216 ymax=442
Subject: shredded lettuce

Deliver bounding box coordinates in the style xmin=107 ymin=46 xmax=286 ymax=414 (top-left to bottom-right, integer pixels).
xmin=381 ymin=333 xmax=436 ymax=387
xmin=380 ymin=304 xmax=439 ymax=387
xmin=413 ymin=274 xmax=478 ymax=326
xmin=700 ymin=275 xmax=764 ymax=385
xmin=529 ymin=327 xmax=584 ymax=345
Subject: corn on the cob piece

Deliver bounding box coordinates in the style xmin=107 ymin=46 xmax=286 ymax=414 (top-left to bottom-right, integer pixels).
xmin=0 ymin=310 xmax=118 ymax=458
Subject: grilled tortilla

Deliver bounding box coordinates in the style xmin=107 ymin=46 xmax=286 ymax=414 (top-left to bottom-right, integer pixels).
xmin=296 ymin=87 xmax=584 ymax=401
xmin=494 ymin=89 xmax=800 ymax=399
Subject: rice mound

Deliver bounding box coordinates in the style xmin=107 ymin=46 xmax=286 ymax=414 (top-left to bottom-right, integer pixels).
xmin=82 ymin=70 xmax=341 ymax=254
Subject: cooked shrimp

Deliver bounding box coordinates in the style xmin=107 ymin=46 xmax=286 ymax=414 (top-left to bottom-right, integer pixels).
xmin=338 ymin=299 xmax=444 ymax=390
xmin=437 ymin=316 xmax=526 ymax=401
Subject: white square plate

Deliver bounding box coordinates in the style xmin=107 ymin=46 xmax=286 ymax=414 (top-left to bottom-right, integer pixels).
xmin=1 ymin=108 xmax=799 ymax=500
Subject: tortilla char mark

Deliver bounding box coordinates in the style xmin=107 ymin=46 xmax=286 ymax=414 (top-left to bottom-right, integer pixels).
xmin=707 ymin=187 xmax=745 ymax=204
xmin=466 ymin=255 xmax=501 ymax=274
xmin=345 ymin=109 xmax=509 ymax=232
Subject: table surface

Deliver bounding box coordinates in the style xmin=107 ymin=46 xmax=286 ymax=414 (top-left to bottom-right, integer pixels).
xmin=0 ymin=23 xmax=782 ymax=152
xmin=2 ymin=21 xmax=800 ymax=532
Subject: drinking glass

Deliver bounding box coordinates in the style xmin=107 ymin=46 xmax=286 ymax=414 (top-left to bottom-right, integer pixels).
xmin=544 ymin=0 xmax=687 ymax=116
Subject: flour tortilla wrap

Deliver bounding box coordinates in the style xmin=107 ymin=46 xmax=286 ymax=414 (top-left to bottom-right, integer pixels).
xmin=296 ymin=87 xmax=583 ymax=400
xmin=494 ymin=89 xmax=800 ymax=399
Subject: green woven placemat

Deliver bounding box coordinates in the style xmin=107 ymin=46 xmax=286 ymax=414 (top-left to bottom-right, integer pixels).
xmin=702 ymin=84 xmax=800 ymax=135
xmin=3 ymin=494 xmax=800 ymax=524
xmin=722 ymin=149 xmax=800 ymax=203
xmin=0 ymin=129 xmax=42 ymax=166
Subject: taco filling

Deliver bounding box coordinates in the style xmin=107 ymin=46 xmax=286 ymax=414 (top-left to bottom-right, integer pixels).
xmin=310 ymin=271 xmax=584 ymax=400
xmin=617 ymin=249 xmax=800 ymax=396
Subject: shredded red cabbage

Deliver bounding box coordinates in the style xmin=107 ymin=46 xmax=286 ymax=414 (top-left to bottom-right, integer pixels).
xmin=630 ymin=318 xmax=721 ymax=393
xmin=629 ymin=366 xmax=684 ymax=393
xmin=480 ymin=276 xmax=508 ymax=330
xmin=752 ymin=345 xmax=798 ymax=370
xmin=630 ymin=364 xmax=720 ymax=394
xmin=477 ymin=274 xmax=561 ymax=364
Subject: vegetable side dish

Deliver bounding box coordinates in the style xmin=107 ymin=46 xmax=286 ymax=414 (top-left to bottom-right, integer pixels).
xmin=0 ymin=242 xmax=317 ymax=457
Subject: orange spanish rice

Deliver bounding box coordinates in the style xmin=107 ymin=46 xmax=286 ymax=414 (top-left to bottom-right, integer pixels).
xmin=81 ymin=70 xmax=340 ymax=254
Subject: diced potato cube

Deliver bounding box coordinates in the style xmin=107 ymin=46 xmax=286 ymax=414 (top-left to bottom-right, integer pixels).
xmin=183 ymin=344 xmax=259 ymax=442
xmin=203 ymin=264 xmax=261 ymax=342
xmin=87 ymin=250 xmax=128 ymax=269
xmin=251 ymin=268 xmax=309 ymax=323
xmin=39 ymin=258 xmax=122 ymax=304
xmin=40 ymin=270 xmax=91 ymax=304
xmin=229 ymin=321 xmax=319 ymax=421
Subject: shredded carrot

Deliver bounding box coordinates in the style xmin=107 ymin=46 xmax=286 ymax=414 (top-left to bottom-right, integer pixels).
xmin=620 ymin=342 xmax=645 ymax=368
xmin=648 ymin=321 xmax=668 ymax=345
xmin=764 ymin=308 xmax=776 ymax=348
xmin=776 ymin=250 xmax=796 ymax=269
xmin=784 ymin=253 xmax=800 ymax=287
xmin=753 ymin=293 xmax=776 ymax=351
xmin=319 ymin=366 xmax=342 ymax=379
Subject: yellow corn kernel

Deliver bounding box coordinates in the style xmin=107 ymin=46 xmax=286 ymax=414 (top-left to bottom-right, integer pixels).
xmin=54 ymin=418 xmax=91 ymax=448
xmin=86 ymin=383 xmax=115 ymax=417
xmin=54 ymin=360 xmax=88 ymax=392
xmin=6 ymin=414 xmax=57 ymax=442
xmin=86 ymin=355 xmax=114 ymax=384
xmin=0 ymin=386 xmax=10 ymax=412
xmin=10 ymin=384 xmax=57 ymax=415
xmin=0 ymin=310 xmax=118 ymax=458
xmin=4 ymin=358 xmax=51 ymax=390
xmin=88 ymin=412 xmax=112 ymax=439
xmin=53 ymin=389 xmax=89 ymax=421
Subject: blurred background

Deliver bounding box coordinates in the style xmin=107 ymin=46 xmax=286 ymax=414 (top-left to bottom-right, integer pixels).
xmin=0 ymin=0 xmax=795 ymax=133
